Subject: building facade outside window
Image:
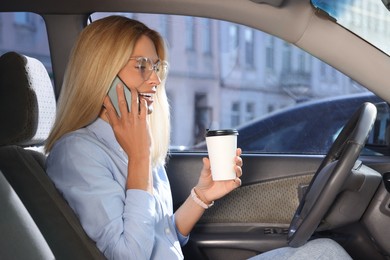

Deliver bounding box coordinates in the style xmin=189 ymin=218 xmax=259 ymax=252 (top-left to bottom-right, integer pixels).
xmin=245 ymin=28 xmax=254 ymax=68
xmin=201 ymin=19 xmax=212 ymax=55
xmin=185 ymin=17 xmax=195 ymax=51
xmin=0 ymin=11 xmax=377 ymax=149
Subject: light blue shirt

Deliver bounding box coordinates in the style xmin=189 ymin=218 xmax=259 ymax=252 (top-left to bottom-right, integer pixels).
xmin=46 ymin=118 xmax=188 ymax=259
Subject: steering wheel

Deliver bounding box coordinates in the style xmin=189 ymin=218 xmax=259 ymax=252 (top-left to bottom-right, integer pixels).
xmin=287 ymin=102 xmax=377 ymax=247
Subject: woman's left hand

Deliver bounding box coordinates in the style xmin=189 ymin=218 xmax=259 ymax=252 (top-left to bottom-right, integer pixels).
xmin=194 ymin=148 xmax=243 ymax=204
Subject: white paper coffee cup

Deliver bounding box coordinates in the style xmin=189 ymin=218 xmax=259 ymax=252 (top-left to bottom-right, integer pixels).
xmin=205 ymin=129 xmax=238 ymax=181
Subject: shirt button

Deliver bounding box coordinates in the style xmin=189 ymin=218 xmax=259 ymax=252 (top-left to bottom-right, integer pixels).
xmin=165 ymin=228 xmax=171 ymax=234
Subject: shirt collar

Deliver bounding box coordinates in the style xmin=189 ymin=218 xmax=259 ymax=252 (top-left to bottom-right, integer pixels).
xmin=86 ymin=118 xmax=124 ymax=154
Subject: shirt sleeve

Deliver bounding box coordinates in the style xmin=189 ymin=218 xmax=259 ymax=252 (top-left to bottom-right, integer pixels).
xmin=46 ymin=134 xmax=156 ymax=260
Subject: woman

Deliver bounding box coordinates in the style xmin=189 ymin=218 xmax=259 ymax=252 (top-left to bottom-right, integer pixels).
xmin=45 ymin=15 xmax=243 ymax=259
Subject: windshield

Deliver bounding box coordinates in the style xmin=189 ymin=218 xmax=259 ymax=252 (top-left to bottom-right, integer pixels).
xmin=311 ymin=0 xmax=390 ymax=56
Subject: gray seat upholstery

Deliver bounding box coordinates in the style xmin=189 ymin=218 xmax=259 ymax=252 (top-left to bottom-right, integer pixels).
xmin=0 ymin=170 xmax=55 ymax=260
xmin=0 ymin=51 xmax=106 ymax=259
xmin=0 ymin=51 xmax=56 ymax=147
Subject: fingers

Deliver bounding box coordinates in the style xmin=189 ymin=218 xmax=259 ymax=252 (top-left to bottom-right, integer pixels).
xmin=200 ymin=157 xmax=212 ymax=178
xmin=138 ymin=96 xmax=148 ymax=118
xmin=111 ymin=83 xmax=145 ymax=117
xmin=130 ymin=85 xmax=140 ymax=115
xmin=234 ymin=164 xmax=243 ymax=178
xmin=221 ymin=174 xmax=242 ymax=193
xmin=235 ymin=147 xmax=243 ymax=177
xmin=103 ymin=96 xmax=118 ymax=125
xmin=196 ymin=155 xmax=242 ymax=202
xmin=234 ymin=149 xmax=243 ymax=185
xmin=202 ymin=157 xmax=211 ymax=170
xmin=235 ymin=155 xmax=243 ymax=168
xmin=116 ymin=83 xmax=130 ymax=116
xmin=233 ymin=177 xmax=242 ymax=187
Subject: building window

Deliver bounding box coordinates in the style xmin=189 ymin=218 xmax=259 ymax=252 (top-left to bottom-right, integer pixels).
xmin=331 ymin=68 xmax=338 ymax=83
xmin=320 ymin=63 xmax=327 ymax=81
xmin=267 ymin=104 xmax=275 ymax=113
xmin=245 ymin=102 xmax=255 ymax=121
xmin=266 ymin=37 xmax=275 ymax=70
xmin=282 ymin=43 xmax=292 ymax=72
xmin=231 ymin=102 xmax=241 ymax=126
xmin=245 ymin=28 xmax=254 ymax=67
xmin=201 ymin=19 xmax=212 ymax=55
xmin=194 ymin=93 xmax=211 ymax=144
xmin=160 ymin=16 xmax=172 ymax=48
xmin=14 ymin=12 xmax=33 ymax=26
xmin=299 ymin=52 xmax=306 ymax=72
xmin=229 ymin=24 xmax=239 ymax=51
xmin=185 ymin=17 xmax=195 ymax=51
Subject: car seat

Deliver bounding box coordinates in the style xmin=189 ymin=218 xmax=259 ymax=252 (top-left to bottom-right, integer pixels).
xmin=0 ymin=51 xmax=105 ymax=259
xmin=0 ymin=169 xmax=55 ymax=259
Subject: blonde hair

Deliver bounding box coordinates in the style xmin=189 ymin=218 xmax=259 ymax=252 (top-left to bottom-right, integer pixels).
xmin=45 ymin=16 xmax=170 ymax=167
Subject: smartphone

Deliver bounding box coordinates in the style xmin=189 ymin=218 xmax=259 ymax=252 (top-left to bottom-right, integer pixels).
xmin=107 ymin=76 xmax=132 ymax=116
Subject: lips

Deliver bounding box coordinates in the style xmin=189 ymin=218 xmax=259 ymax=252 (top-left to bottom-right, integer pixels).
xmin=138 ymin=93 xmax=154 ymax=114
xmin=139 ymin=92 xmax=154 ymax=102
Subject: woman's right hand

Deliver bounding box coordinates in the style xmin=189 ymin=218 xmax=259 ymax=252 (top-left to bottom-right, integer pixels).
xmin=103 ymin=83 xmax=152 ymax=162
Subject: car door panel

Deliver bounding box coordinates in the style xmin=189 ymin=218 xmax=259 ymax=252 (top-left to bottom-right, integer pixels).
xmin=167 ymin=153 xmax=321 ymax=259
xmin=167 ymin=153 xmax=322 ymax=209
xmin=167 ymin=153 xmax=390 ymax=259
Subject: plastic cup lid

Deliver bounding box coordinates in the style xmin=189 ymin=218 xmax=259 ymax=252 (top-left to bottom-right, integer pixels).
xmin=205 ymin=129 xmax=238 ymax=137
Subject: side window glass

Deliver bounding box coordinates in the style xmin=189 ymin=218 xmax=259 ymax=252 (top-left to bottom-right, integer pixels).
xmin=0 ymin=12 xmax=52 ymax=78
xmin=91 ymin=13 xmax=387 ymax=156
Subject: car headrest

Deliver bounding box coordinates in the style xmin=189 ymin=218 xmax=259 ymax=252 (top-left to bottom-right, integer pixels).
xmin=0 ymin=52 xmax=56 ymax=147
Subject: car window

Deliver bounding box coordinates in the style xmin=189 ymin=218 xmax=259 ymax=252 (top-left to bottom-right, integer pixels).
xmin=93 ymin=13 xmax=389 ymax=156
xmin=246 ymin=121 xmax=308 ymax=153
xmin=311 ymin=0 xmax=390 ymax=56
xmin=0 ymin=12 xmax=52 ymax=78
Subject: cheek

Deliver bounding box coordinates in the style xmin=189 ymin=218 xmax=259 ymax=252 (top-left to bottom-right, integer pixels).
xmin=118 ymin=70 xmax=144 ymax=90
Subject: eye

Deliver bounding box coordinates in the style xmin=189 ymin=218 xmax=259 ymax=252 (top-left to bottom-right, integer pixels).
xmin=138 ymin=65 xmax=146 ymax=70
xmin=139 ymin=58 xmax=149 ymax=70
xmin=136 ymin=59 xmax=148 ymax=71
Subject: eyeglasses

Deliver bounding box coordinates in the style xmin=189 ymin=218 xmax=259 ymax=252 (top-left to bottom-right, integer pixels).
xmin=129 ymin=57 xmax=168 ymax=81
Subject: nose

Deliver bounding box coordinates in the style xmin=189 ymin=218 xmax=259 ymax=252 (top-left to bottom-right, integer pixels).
xmin=148 ymin=69 xmax=162 ymax=85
